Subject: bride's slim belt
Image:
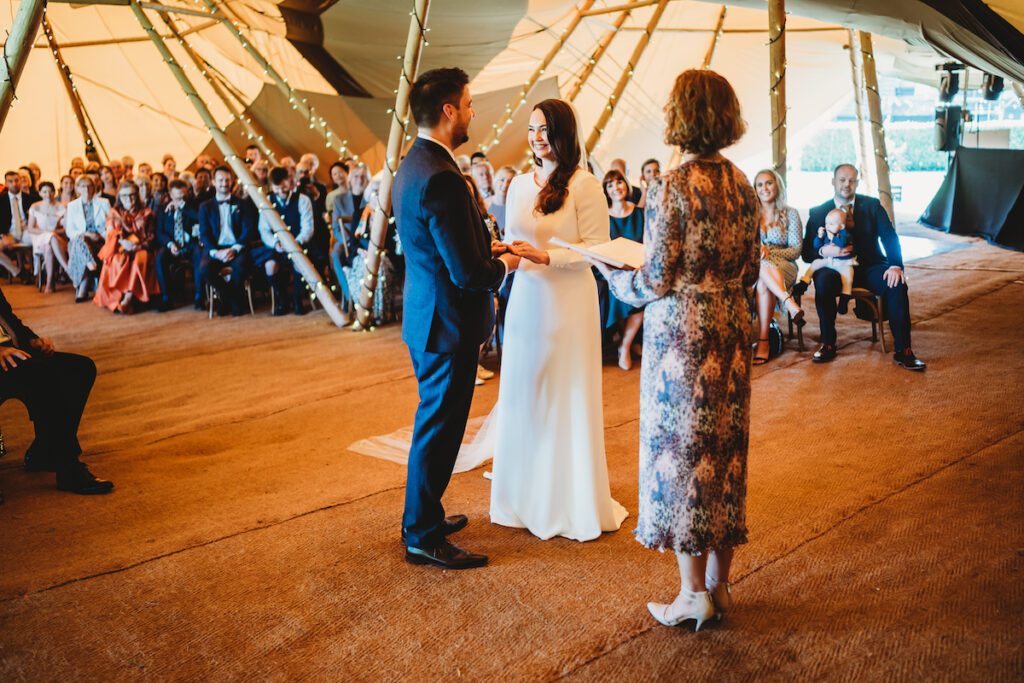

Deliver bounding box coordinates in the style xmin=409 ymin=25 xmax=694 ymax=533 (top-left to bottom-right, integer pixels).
xmin=677 ymin=277 xmax=747 ymax=293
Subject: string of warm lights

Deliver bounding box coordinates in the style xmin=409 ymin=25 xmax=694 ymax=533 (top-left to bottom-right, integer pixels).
xmin=565 ymin=2 xmax=633 ymax=103
xmin=127 ymin=0 xmax=347 ymax=327
xmin=41 ymin=9 xmax=105 ymax=161
xmin=858 ymin=32 xmax=894 ymax=215
xmin=353 ymin=0 xmax=430 ymax=331
xmin=478 ymin=0 xmax=597 ymax=155
xmin=193 ymin=0 xmax=357 ymax=162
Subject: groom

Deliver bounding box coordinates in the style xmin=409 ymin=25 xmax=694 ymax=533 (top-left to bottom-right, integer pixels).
xmin=394 ymin=67 xmax=520 ymax=569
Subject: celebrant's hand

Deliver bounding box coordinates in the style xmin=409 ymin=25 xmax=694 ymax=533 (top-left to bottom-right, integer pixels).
xmin=510 ymin=241 xmax=550 ymax=266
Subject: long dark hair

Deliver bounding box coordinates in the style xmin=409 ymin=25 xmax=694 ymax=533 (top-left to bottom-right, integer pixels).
xmin=533 ymin=99 xmax=581 ymax=215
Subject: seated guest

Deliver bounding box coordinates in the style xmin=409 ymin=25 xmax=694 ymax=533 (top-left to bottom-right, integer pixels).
xmin=244 ymin=144 xmax=261 ymax=165
xmin=149 ymin=172 xmax=168 ymax=211
xmin=802 ymin=163 xmax=925 ymax=370
xmin=122 ymin=155 xmax=135 ymax=181
xmin=98 ymin=165 xmax=118 ymax=204
xmin=85 ymin=161 xmax=100 ymax=174
xmin=329 ymin=165 xmax=357 ymax=310
xmin=325 ymin=161 xmax=350 ymax=220
xmin=249 ymin=159 xmax=269 ymax=195
xmin=455 ymin=154 xmax=472 ymax=174
xmin=136 ymin=162 xmax=153 ymax=180
xmin=348 ymin=163 xmax=370 ymax=218
xmin=296 ymin=157 xmax=330 ymax=271
xmin=69 ymin=166 xmax=84 ymax=182
xmin=470 ymin=159 xmax=495 ymax=199
xmin=94 ymin=181 xmax=159 ymax=313
xmin=797 ymin=208 xmax=856 ymax=312
xmin=135 ymin=176 xmax=153 ymax=208
xmin=70 ymin=157 xmax=86 ymax=172
xmin=0 ymin=286 xmax=112 ymax=495
xmin=156 ymin=179 xmax=202 ymax=312
xmin=639 ymin=158 xmax=660 ymax=208
xmin=603 ymin=169 xmax=645 ymax=370
xmin=65 ymin=176 xmax=111 ymax=302
xmin=195 ymin=154 xmax=216 ymax=173
xmin=279 ymin=156 xmax=296 ymax=181
xmin=162 ymin=154 xmax=177 ymax=180
xmin=0 ymin=170 xmax=38 ymax=280
xmin=198 ymin=166 xmax=253 ymax=317
xmin=192 ymin=167 xmax=215 ymax=205
xmin=488 ymin=165 xmax=515 ymax=236
xmin=58 ymin=175 xmax=77 ymax=207
xmin=752 ymin=168 xmax=804 ymax=365
xmin=608 ymin=158 xmax=643 ymax=204
xmin=19 ymin=166 xmax=38 ymax=196
xmin=256 ymin=166 xmax=315 ymax=316
xmin=345 ymin=187 xmax=401 ymax=325
xmin=110 ymin=159 xmax=125 ymax=184
xmin=24 ymin=182 xmax=70 ymax=294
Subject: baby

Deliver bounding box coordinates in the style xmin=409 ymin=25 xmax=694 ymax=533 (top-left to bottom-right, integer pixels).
xmin=797 ymin=208 xmax=857 ymax=313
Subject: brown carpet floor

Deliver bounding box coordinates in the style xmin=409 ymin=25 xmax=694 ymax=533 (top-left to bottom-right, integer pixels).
xmin=0 ymin=229 xmax=1021 ymax=681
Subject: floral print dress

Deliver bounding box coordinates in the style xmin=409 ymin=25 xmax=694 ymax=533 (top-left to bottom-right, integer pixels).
xmin=607 ymin=158 xmax=760 ymax=554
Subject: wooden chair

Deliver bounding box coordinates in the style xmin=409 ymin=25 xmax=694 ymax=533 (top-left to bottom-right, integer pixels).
xmin=206 ymin=268 xmax=255 ymax=319
xmin=786 ymin=305 xmax=806 ymax=351
xmin=792 ymin=288 xmax=889 ymax=353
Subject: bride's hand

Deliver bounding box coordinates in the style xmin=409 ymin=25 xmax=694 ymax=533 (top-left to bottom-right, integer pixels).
xmin=510 ymin=241 xmax=550 ymax=266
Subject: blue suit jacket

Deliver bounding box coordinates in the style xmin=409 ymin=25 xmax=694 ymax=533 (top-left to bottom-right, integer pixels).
xmin=393 ymin=138 xmax=504 ymax=353
xmin=155 ymin=203 xmax=199 ymax=249
xmin=198 ymin=196 xmax=254 ymax=253
xmin=803 ymin=194 xmax=903 ymax=269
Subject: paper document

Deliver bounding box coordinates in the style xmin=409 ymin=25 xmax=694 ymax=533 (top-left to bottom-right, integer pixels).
xmin=549 ymin=236 xmax=645 ymax=270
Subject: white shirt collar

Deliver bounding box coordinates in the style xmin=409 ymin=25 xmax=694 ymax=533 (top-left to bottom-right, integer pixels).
xmin=418 ymin=132 xmax=457 ymax=165
xmin=834 ymin=196 xmax=855 ymax=210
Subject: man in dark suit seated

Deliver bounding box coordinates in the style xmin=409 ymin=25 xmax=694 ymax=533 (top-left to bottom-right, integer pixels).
xmin=155 ymin=180 xmax=202 ymax=312
xmin=0 ymin=170 xmax=40 ymax=282
xmin=198 ymin=166 xmax=254 ymax=317
xmin=395 ymin=67 xmax=520 ymax=569
xmin=800 ymin=164 xmax=926 ymax=370
xmin=0 ymin=286 xmax=113 ymax=497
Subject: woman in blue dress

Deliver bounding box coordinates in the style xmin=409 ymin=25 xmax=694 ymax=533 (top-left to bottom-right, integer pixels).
xmin=603 ymin=169 xmax=645 ymax=370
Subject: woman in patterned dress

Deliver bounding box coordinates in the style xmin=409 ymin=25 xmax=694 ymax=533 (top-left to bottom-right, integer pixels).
xmin=94 ymin=181 xmax=159 ymax=313
xmin=753 ymin=169 xmax=805 ymax=364
xmin=598 ymin=70 xmax=760 ymax=630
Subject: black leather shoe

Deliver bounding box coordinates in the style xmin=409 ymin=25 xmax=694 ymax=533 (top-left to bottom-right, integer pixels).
xmin=791 ymin=280 xmax=809 ymax=297
xmin=24 ymin=448 xmax=58 ymax=473
xmin=193 ymin=299 xmax=205 ymax=311
xmin=56 ymin=463 xmax=114 ymax=495
xmin=812 ymin=344 xmax=837 ymax=363
xmin=893 ymin=348 xmax=926 ymax=371
xmin=157 ymin=299 xmax=173 ymax=313
xmin=402 ymin=514 xmax=468 ymax=545
xmin=405 ymin=538 xmax=487 ymax=570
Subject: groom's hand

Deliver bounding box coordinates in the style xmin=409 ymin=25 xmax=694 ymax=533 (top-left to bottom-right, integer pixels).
xmin=499 ymin=252 xmax=521 ymax=272
xmin=491 ymin=240 xmax=509 ymax=257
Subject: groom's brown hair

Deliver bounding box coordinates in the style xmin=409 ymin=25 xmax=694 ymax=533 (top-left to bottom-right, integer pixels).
xmin=410 ymin=68 xmax=470 ymax=129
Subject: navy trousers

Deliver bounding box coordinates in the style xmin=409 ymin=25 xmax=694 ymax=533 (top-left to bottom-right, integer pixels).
xmin=403 ymin=347 xmax=479 ymax=549
xmin=812 ymin=263 xmax=912 ymax=352
xmin=200 ymin=251 xmax=251 ymax=314
xmin=155 ymin=246 xmax=202 ymax=305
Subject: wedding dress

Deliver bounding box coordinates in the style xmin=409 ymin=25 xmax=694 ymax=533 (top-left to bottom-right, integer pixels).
xmin=486 ymin=168 xmax=628 ymax=541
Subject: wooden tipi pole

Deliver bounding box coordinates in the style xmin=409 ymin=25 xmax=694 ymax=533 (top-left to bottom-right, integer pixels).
xmin=768 ymin=0 xmax=787 ymax=183
xmin=41 ymin=10 xmax=106 ymax=163
xmin=701 ymin=6 xmax=727 ymax=69
xmin=565 ymin=1 xmax=638 ymax=102
xmin=0 ymin=0 xmax=45 ymax=132
xmin=846 ymin=30 xmax=873 ymax=193
xmin=858 ymin=30 xmax=894 ymax=220
xmin=478 ymin=0 xmax=597 ymax=154
xmin=127 ymin=0 xmax=349 ymax=327
xmin=584 ymin=0 xmax=669 ymax=155
xmin=197 ymin=0 xmax=356 ymax=162
xmin=157 ymin=9 xmax=279 ymax=165
xmin=355 ymin=0 xmax=430 ymax=330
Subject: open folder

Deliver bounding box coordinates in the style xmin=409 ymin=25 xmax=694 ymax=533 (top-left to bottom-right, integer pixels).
xmin=549 ymin=236 xmax=645 ymax=270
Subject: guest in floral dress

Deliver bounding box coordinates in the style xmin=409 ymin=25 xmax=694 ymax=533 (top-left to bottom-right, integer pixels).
xmin=94 ymin=181 xmax=159 ymax=313
xmin=598 ymin=70 xmax=760 ymax=631
xmin=753 ymin=169 xmax=805 ymax=364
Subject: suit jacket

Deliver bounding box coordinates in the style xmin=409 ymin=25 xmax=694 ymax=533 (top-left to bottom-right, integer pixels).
xmin=803 ymin=194 xmax=903 ymax=270
xmin=64 ymin=195 xmax=112 ymax=241
xmin=0 ymin=285 xmax=38 ymax=349
xmin=156 ymin=203 xmax=200 ymax=250
xmin=0 ymin=189 xmax=40 ymax=236
xmin=198 ymin=196 xmax=254 ymax=254
xmin=393 ymin=137 xmax=505 ymax=353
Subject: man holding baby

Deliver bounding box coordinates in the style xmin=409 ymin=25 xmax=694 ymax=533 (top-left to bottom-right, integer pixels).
xmin=800 ymin=163 xmax=926 ymax=371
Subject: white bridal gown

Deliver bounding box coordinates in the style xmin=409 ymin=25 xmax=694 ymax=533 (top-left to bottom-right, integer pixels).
xmin=488 ymin=169 xmax=628 ymax=541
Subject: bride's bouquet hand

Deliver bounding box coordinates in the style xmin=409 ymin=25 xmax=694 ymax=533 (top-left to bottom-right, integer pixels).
xmin=510 ymin=240 xmax=550 ymax=266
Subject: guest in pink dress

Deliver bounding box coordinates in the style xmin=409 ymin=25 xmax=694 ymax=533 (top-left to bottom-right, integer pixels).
xmin=94 ymin=181 xmax=159 ymax=313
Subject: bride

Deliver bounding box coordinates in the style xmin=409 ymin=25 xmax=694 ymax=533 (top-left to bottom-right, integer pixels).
xmin=488 ymin=98 xmax=628 ymax=541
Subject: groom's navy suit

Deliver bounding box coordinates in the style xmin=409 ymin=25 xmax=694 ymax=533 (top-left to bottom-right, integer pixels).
xmin=394 ymin=137 xmax=506 ymax=548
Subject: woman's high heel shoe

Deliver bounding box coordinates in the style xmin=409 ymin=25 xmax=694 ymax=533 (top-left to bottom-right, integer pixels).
xmin=706 ymin=579 xmax=733 ymax=620
xmin=647 ymin=589 xmax=715 ymax=631
xmin=783 ymin=293 xmax=806 ymax=328
xmin=753 ymin=338 xmax=770 ymax=366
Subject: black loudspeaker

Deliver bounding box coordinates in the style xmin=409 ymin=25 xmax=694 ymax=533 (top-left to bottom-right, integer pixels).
xmin=934 ymin=106 xmax=961 ymax=152
xmin=939 ymin=71 xmax=960 ymax=102
xmin=982 ymin=74 xmax=1004 ymax=101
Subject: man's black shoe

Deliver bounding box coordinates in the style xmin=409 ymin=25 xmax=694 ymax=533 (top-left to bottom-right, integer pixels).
xmin=193 ymin=299 xmax=205 ymax=311
xmin=157 ymin=299 xmax=173 ymax=313
xmin=272 ymin=304 xmax=288 ymax=316
xmin=402 ymin=514 xmax=469 ymax=545
xmin=893 ymin=349 xmax=926 ymax=371
xmin=56 ymin=463 xmax=114 ymax=495
xmin=293 ymin=303 xmax=307 ymax=316
xmin=812 ymin=344 xmax=837 ymax=363
xmin=24 ymin=448 xmax=57 ymax=473
xmin=405 ymin=538 xmax=487 ymax=570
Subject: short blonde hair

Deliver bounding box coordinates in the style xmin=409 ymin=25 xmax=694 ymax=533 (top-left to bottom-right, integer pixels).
xmin=664 ymin=70 xmax=746 ymax=155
